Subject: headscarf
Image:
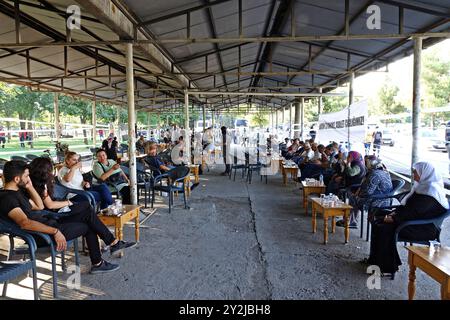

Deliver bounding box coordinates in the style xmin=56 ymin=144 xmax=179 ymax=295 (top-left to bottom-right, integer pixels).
xmin=107 ymin=133 xmax=114 ymax=149
xmin=366 ymin=155 xmax=384 ymax=170
xmin=401 ymin=162 xmax=449 ymax=209
xmin=348 ymin=151 xmax=363 ymax=166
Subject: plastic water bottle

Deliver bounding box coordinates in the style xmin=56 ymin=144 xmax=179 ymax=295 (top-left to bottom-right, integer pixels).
xmin=319 ymin=174 xmax=323 ymax=186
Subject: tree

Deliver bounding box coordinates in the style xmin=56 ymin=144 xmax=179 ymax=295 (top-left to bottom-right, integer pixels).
xmin=251 ymin=111 xmax=269 ymax=128
xmin=423 ymin=52 xmax=450 ymax=108
xmin=377 ymin=77 xmax=407 ymax=117
xmin=322 ymin=96 xmax=347 ymax=114
xmin=58 ymin=95 xmax=92 ymax=145
xmin=0 ymin=83 xmax=16 ymax=141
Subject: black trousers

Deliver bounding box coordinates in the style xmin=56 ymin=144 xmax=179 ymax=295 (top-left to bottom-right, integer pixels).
xmin=56 ymin=201 xmax=115 ymax=265
xmin=119 ymin=186 xmax=131 ymax=204
xmin=368 ymin=213 xmax=438 ymax=274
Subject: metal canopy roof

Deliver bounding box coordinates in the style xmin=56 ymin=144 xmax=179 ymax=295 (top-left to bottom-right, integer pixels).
xmin=0 ymin=0 xmax=448 ymax=113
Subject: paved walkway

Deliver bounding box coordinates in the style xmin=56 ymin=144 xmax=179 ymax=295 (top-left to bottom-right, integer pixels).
xmin=1 ymin=168 xmax=448 ymax=299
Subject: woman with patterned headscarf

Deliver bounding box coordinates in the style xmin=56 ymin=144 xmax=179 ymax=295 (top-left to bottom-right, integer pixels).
xmin=337 ymin=156 xmax=392 ymax=228
xmin=365 ymin=161 xmax=448 ymax=275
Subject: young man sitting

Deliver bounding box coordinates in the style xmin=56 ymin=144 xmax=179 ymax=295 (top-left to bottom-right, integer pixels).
xmin=0 ymin=160 xmax=136 ymax=274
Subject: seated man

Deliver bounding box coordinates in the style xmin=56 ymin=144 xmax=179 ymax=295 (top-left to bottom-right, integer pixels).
xmin=136 ymin=135 xmax=146 ymax=154
xmin=0 ymin=160 xmax=135 ymax=274
xmin=143 ymin=142 xmax=174 ymax=174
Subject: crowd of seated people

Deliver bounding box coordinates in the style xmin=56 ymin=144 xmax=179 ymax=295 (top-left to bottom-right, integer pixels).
xmin=0 ymin=159 xmax=135 ymax=274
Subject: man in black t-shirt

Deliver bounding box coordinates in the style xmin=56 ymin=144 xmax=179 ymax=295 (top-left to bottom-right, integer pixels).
xmin=0 ymin=161 xmax=136 ymax=274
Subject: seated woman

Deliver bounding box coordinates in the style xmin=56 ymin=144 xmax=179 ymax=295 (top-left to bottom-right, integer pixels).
xmin=366 ymin=162 xmax=448 ymax=275
xmin=336 ymin=156 xmax=393 ymax=228
xmin=143 ymin=142 xmax=174 ymax=174
xmin=28 ymin=157 xmax=135 ymax=258
xmin=58 ymin=151 xmax=113 ymax=209
xmin=92 ymin=149 xmax=131 ymax=205
xmin=326 ymin=151 xmax=366 ymax=196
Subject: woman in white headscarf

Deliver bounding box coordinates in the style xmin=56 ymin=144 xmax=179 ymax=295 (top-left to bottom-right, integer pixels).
xmin=366 ymin=161 xmax=448 ymax=275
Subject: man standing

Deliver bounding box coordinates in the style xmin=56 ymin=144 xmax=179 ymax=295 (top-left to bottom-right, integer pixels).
xmin=221 ymin=126 xmax=231 ymax=175
xmin=372 ymin=126 xmax=382 ymax=157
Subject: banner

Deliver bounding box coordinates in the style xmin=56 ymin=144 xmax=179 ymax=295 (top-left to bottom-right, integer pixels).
xmin=316 ymin=100 xmax=368 ymax=145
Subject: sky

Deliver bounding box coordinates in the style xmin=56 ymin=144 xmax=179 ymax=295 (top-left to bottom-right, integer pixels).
xmin=353 ymin=38 xmax=450 ymax=108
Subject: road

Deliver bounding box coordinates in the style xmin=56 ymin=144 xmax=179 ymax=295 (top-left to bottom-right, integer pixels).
xmin=354 ymin=142 xmax=450 ymax=185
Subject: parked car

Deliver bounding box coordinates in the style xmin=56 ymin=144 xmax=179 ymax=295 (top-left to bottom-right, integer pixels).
xmin=381 ymin=128 xmax=395 ymax=146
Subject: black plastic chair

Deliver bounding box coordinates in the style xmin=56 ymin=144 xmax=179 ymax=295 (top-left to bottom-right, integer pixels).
xmin=151 ymin=166 xmax=190 ymax=213
xmin=0 ymin=217 xmax=79 ymax=299
xmin=11 ymin=155 xmax=29 ymax=163
xmin=229 ymin=153 xmax=248 ymax=181
xmin=363 ymin=179 xmax=406 ymax=240
xmin=395 ymin=204 xmax=450 ymax=246
xmin=0 ymin=224 xmax=39 ymax=300
xmin=121 ymin=161 xmax=153 ymax=208
xmin=0 ymin=158 xmax=7 ymax=170
xmin=25 ymin=154 xmax=39 ymax=161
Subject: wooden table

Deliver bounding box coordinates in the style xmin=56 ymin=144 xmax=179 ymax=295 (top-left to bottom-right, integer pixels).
xmin=98 ymin=204 xmax=142 ymax=243
xmin=311 ymin=197 xmax=352 ymax=244
xmin=301 ymin=181 xmax=326 ymax=215
xmin=406 ymin=246 xmax=450 ymax=300
xmin=189 ymin=164 xmax=200 ymax=184
xmin=282 ymin=165 xmax=298 ymax=185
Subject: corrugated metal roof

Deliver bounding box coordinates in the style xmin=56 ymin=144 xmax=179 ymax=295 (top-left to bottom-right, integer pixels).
xmin=0 ymin=0 xmax=448 ymax=111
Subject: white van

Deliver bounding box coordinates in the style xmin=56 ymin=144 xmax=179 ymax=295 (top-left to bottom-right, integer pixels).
xmin=194 ymin=120 xmax=211 ymax=133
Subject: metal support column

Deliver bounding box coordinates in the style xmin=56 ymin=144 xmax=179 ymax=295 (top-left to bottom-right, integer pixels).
xmin=412 ymin=37 xmax=422 ymax=176
xmin=289 ymin=103 xmax=292 ymax=138
xmin=318 ymin=87 xmax=322 ymax=115
xmin=54 ymin=93 xmax=60 ymax=142
xmin=348 ymin=72 xmax=354 ymax=149
xmin=202 ymin=104 xmax=206 ymax=132
xmin=300 ymin=98 xmax=304 ymax=140
xmin=92 ymin=95 xmax=96 ymax=147
xmin=116 ymin=105 xmax=121 ymax=141
xmin=184 ymin=90 xmax=191 ymax=163
xmin=294 ymin=100 xmax=300 ymax=139
xmin=126 ymin=42 xmax=138 ymax=205
xmin=275 ymin=109 xmax=279 ymax=131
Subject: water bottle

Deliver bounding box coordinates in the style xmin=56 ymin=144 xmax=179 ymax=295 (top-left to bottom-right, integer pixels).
xmin=319 ymin=174 xmax=323 ymax=186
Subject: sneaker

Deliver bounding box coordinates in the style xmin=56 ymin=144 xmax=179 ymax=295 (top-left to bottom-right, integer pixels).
xmin=110 ymin=240 xmax=137 ymax=256
xmin=90 ymin=260 xmax=120 ymax=274
xmin=336 ymin=220 xmax=358 ymax=229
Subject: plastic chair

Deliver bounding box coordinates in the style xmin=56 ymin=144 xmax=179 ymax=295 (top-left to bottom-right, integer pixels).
xmin=151 ymin=166 xmax=190 ymax=213
xmin=0 ymin=218 xmax=79 ymax=299
xmin=395 ymin=205 xmax=450 ymax=246
xmin=0 ymin=224 xmax=39 ymax=300
xmin=25 ymin=154 xmax=39 ymax=161
xmin=11 ymin=155 xmax=29 ymax=163
xmin=121 ymin=161 xmax=153 ymax=208
xmin=363 ymin=179 xmax=406 ymax=241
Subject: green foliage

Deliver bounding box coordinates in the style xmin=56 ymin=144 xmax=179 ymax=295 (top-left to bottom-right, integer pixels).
xmin=423 ymin=51 xmax=450 ymax=108
xmin=322 ymin=96 xmax=347 ymax=114
xmin=377 ymin=77 xmax=407 ymax=116
xmin=251 ymin=111 xmax=269 ymax=128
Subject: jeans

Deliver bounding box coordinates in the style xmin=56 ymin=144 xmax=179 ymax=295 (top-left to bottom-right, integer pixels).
xmin=88 ymin=184 xmax=113 ymax=209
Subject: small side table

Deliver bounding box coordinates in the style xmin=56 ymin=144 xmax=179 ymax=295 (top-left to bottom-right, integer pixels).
xmin=406 ymin=246 xmax=450 ymax=300
xmin=98 ymin=205 xmax=142 ymax=243
xmin=311 ymin=198 xmax=352 ymax=244
xmin=301 ymin=181 xmax=326 ymax=215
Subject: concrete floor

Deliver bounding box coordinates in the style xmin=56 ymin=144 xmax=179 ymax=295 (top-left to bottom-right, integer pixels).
xmin=1 ymin=167 xmax=449 ymax=300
